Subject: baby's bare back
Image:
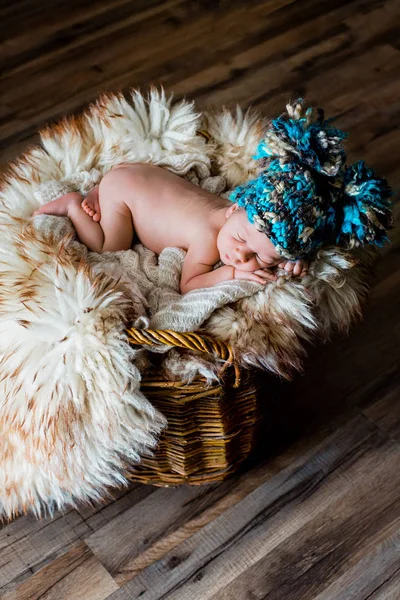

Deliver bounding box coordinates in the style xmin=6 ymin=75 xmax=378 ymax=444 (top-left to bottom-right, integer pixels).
xmin=104 ymin=164 xmax=228 ymax=256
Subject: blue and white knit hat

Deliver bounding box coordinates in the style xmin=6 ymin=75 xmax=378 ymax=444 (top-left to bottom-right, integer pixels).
xmin=229 ymin=99 xmax=394 ymax=260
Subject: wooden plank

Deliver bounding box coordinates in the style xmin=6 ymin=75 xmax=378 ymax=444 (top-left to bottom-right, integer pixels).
xmin=0 ymin=483 xmax=156 ymax=594
xmin=76 ymin=483 xmax=155 ymax=533
xmin=363 ymin=387 xmax=400 ymax=445
xmin=364 ymin=568 xmax=400 ymax=600
xmin=0 ymin=1 xmax=264 ymax=143
xmin=0 ymin=511 xmax=91 ymax=594
xmin=85 ymin=409 xmax=366 ymax=587
xmin=104 ymin=416 xmax=400 ymax=598
xmin=3 ymin=0 xmax=398 ymax=157
xmin=86 ymin=480 xmax=243 ymax=585
xmin=307 ymin=527 xmax=400 ymax=600
xmin=1 ymin=542 xmax=119 ymax=600
xmin=209 ymin=520 xmax=400 ymax=600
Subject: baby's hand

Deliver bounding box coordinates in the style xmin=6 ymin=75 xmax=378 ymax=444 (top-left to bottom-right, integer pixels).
xmin=278 ymin=259 xmax=308 ymax=278
xmin=234 ymin=267 xmax=277 ymax=284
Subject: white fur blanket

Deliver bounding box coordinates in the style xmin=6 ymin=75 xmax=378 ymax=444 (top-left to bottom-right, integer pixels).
xmin=0 ymin=89 xmax=371 ymax=520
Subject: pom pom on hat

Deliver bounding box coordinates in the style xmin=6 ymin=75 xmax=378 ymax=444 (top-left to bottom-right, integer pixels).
xmin=337 ymin=160 xmax=393 ymax=249
xmin=229 ymin=99 xmax=394 ymax=260
xmin=259 ymin=100 xmax=347 ymax=176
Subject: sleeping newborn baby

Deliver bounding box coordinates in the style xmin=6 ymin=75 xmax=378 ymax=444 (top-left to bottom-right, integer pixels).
xmin=33 ymin=163 xmax=307 ymax=293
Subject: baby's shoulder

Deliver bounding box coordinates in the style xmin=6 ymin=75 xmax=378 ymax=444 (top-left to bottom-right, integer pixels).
xmin=187 ymin=226 xmax=220 ymax=266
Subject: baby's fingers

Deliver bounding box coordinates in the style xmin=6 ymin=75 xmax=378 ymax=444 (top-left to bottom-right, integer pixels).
xmin=278 ymin=261 xmax=294 ymax=273
xmin=251 ymin=274 xmax=271 ymax=284
xmin=299 ymin=267 xmax=309 ymax=278
xmin=298 ymin=260 xmax=309 ymax=277
xmin=293 ymin=261 xmax=304 ymax=276
xmin=278 ymin=260 xmax=308 ymax=277
xmin=255 ymin=269 xmax=277 ymax=282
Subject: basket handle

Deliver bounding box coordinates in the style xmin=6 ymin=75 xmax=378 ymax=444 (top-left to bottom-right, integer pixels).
xmin=126 ymin=327 xmax=241 ymax=388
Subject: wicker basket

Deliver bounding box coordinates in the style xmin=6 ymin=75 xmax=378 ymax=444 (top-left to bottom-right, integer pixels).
xmin=125 ymin=327 xmax=263 ymax=486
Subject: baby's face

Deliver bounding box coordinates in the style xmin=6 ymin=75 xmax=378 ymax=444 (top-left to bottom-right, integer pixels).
xmin=217 ymin=204 xmax=282 ymax=271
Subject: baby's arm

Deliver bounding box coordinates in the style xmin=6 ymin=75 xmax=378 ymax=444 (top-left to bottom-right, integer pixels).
xmin=180 ymin=246 xmax=234 ymax=294
xmin=180 ymin=245 xmax=277 ymax=293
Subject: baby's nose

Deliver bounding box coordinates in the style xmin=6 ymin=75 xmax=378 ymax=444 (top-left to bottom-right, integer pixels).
xmin=235 ymin=248 xmax=251 ymax=262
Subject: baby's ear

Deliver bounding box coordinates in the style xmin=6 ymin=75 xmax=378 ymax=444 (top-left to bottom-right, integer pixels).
xmin=225 ymin=203 xmax=239 ymax=219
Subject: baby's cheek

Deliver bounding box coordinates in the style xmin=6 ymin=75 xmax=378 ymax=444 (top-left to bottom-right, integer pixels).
xmin=235 ymin=261 xmax=257 ymax=272
xmin=251 ymin=258 xmax=264 ymax=271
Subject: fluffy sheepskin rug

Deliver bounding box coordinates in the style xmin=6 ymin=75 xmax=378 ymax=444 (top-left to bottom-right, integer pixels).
xmin=0 ymin=88 xmax=374 ymax=521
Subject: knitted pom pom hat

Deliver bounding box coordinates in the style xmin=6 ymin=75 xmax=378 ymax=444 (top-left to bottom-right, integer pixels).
xmin=229 ymin=99 xmax=394 ymax=260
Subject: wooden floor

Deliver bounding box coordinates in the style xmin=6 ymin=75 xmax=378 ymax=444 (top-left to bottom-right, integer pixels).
xmin=1 ymin=0 xmax=400 ymax=598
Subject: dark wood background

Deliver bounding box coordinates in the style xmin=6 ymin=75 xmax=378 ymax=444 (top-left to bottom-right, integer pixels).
xmin=0 ymin=1 xmax=399 ymax=599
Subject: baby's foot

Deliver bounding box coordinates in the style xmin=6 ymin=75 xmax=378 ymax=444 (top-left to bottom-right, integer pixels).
xmin=278 ymin=259 xmax=309 ymax=277
xmin=81 ymin=185 xmax=101 ymax=222
xmin=33 ymin=192 xmax=83 ymax=217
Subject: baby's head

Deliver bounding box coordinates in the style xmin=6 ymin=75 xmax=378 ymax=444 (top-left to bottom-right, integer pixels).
xmin=223 ymin=100 xmax=393 ymax=264
xmin=217 ymin=203 xmax=282 ymax=271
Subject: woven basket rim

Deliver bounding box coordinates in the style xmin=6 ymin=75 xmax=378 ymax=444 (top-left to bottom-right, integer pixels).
xmin=127 ymin=326 xmax=242 ymax=387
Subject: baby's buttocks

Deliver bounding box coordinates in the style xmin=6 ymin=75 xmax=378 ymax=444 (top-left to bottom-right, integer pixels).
xmin=106 ymin=164 xmax=222 ymax=255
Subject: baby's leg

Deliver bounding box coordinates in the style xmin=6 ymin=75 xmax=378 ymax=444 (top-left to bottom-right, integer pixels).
xmin=33 ymin=192 xmax=83 ymax=217
xmin=67 ymin=185 xmax=133 ymax=253
xmin=33 ymin=188 xmax=133 ymax=253
xmin=33 ymin=192 xmax=107 ymax=253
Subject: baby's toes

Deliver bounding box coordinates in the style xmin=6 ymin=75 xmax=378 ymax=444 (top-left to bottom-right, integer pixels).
xmin=93 ymin=212 xmax=101 ymax=222
xmin=82 ymin=201 xmax=93 ymax=214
